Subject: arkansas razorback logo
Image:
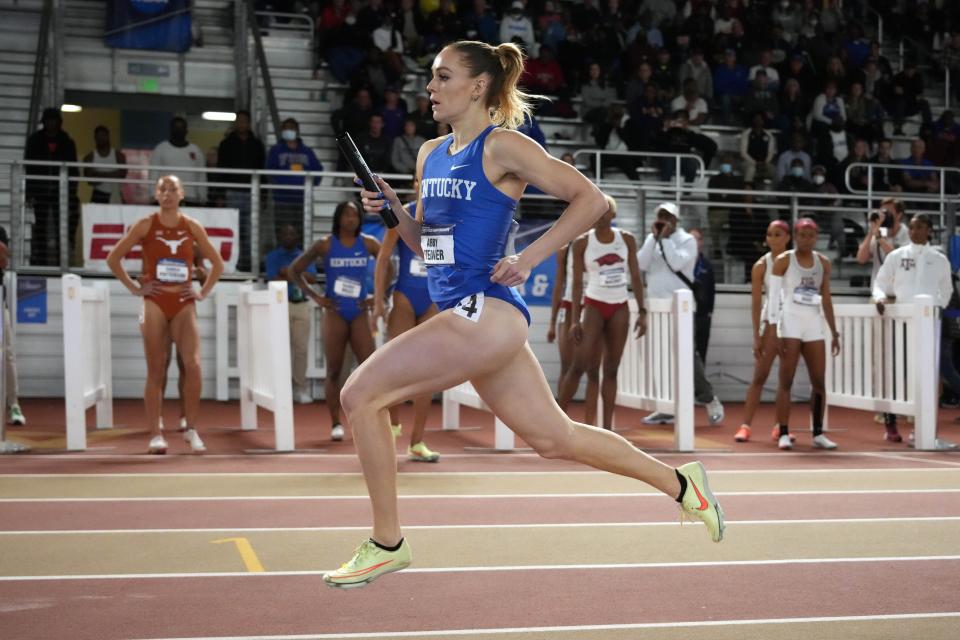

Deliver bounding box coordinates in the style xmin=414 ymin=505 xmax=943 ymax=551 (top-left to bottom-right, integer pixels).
xmin=595 ymin=253 xmax=625 ymax=266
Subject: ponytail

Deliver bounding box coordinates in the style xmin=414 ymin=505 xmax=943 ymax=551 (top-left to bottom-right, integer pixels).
xmin=450 ymin=40 xmax=540 ymax=130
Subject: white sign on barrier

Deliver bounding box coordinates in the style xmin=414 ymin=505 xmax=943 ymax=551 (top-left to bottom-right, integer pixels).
xmin=61 ymin=274 xmax=114 ymax=451
xmin=442 ymin=381 xmax=516 ymax=451
xmin=81 ymin=204 xmax=240 ymax=273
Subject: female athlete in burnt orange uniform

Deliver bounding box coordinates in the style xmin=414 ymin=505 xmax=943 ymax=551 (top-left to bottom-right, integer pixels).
xmin=107 ymin=175 xmax=224 ymax=454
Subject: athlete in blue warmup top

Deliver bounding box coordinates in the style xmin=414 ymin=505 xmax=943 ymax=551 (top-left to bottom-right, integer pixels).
xmin=322 ymin=40 xmax=725 ymax=589
xmin=289 ymin=200 xmax=380 ymax=442
xmin=374 ymin=201 xmax=441 ymax=462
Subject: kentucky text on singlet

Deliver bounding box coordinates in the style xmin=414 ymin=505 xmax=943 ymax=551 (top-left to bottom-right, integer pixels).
xmin=419 ymin=125 xmax=519 ymax=304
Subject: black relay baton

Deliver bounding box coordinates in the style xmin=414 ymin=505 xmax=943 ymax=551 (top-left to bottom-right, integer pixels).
xmin=336 ymin=132 xmax=399 ymax=228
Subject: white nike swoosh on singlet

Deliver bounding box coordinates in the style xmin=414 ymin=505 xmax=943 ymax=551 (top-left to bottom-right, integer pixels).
xmin=450 ymin=164 xmax=470 ymax=171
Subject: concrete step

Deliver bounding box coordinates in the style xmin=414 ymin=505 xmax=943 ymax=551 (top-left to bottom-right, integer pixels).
xmin=0 ymin=121 xmax=28 ymax=135
xmin=0 ymin=60 xmax=39 ymax=76
xmin=0 ymin=50 xmax=40 ymax=64
xmin=0 ymin=96 xmax=30 ymax=110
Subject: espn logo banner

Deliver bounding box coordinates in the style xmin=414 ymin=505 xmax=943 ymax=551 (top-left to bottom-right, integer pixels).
xmin=82 ymin=204 xmax=239 ymax=273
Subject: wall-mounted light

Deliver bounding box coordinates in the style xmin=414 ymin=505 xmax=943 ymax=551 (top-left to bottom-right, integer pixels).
xmin=61 ymin=104 xmax=82 ymax=113
xmin=202 ymin=111 xmax=236 ymax=121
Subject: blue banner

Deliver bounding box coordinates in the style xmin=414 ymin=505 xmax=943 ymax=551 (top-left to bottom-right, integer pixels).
xmin=106 ymin=0 xmax=191 ymax=53
xmin=17 ymin=276 xmax=46 ymax=324
xmin=512 ymin=220 xmax=557 ymax=306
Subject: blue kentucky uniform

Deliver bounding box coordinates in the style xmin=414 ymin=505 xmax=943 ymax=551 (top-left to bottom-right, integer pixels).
xmin=395 ymin=229 xmax=434 ymax=317
xmin=324 ymin=235 xmax=370 ymax=323
xmin=419 ymin=125 xmax=530 ymax=325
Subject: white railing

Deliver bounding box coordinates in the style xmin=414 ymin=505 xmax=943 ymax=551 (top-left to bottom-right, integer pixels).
xmin=61 ymin=274 xmax=113 ymax=451
xmin=215 ymin=288 xmax=325 ymax=402
xmin=234 ymin=282 xmax=295 ymax=451
xmin=440 ymin=289 xmax=695 ymax=452
xmin=442 ymin=382 xmax=515 ymax=451
xmin=610 ymin=290 xmax=695 ymax=451
xmin=828 ymin=296 xmax=938 ymax=450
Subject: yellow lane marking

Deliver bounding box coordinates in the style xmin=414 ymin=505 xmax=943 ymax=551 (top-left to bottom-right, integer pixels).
xmin=211 ymin=537 xmax=265 ymax=573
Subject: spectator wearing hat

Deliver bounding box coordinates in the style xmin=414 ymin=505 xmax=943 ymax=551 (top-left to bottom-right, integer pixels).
xmin=748 ymin=49 xmax=780 ymax=90
xmin=637 ymin=202 xmax=725 ymax=427
xmin=500 ymin=1 xmax=536 ymax=56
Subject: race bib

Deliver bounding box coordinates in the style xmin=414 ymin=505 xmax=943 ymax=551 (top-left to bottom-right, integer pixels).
xmin=453 ymin=292 xmax=484 ymax=322
xmin=333 ymin=276 xmax=363 ymax=299
xmin=409 ymin=256 xmax=428 ymax=277
xmin=793 ymin=286 xmax=822 ymax=306
xmin=421 ymin=224 xmax=455 ymax=265
xmin=600 ymin=268 xmax=627 ymax=287
xmin=557 ymin=307 xmax=567 ymax=324
xmin=156 ymin=258 xmax=189 ymax=283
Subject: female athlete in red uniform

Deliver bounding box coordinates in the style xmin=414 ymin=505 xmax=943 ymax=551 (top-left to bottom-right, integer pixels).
xmin=107 ymin=175 xmax=224 ymax=454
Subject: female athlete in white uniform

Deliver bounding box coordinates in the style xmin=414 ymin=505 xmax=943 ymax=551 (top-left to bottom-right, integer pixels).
xmin=735 ymin=220 xmax=791 ymax=443
xmin=556 ymin=196 xmax=645 ymax=428
xmin=321 ymin=40 xmax=724 ymax=589
xmin=768 ymin=218 xmax=841 ymax=450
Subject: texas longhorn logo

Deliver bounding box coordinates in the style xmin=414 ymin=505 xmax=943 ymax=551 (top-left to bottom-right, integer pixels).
xmin=158 ymin=236 xmax=189 ymax=255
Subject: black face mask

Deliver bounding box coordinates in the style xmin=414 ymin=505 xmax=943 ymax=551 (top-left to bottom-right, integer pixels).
xmin=170 ymin=128 xmax=188 ymax=145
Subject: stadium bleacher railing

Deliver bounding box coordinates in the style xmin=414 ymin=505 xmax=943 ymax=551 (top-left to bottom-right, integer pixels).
xmin=6 ymin=159 xmax=955 ymax=289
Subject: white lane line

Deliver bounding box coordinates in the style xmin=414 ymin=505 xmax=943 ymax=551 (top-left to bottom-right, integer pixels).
xmin=1 ymin=467 xmax=958 ymax=478
xmin=142 ymin=612 xmax=960 ymax=639
xmin=2 ymin=556 xmax=959 ymax=582
xmin=140 ymin=612 xmax=960 ymax=639
xmin=2 ymin=488 xmax=960 ymax=503
xmin=860 ymin=452 xmax=960 ymax=467
xmin=2 ymin=516 xmax=959 ymax=535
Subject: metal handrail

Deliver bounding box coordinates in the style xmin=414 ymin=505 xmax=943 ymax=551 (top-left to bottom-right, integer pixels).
xmin=248 ymin=4 xmax=282 ymax=141
xmin=26 ymin=0 xmax=52 ymax=138
xmin=254 ymin=10 xmax=313 ymax=39
xmin=572 ymin=149 xmax=706 ymax=202
xmin=843 ymin=161 xmax=959 ymax=209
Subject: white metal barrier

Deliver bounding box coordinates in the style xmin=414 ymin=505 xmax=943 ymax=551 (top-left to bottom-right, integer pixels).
xmin=441 ymin=289 xmax=695 ymax=452
xmin=62 ymin=274 xmax=113 ymax=451
xmin=610 ymin=290 xmax=695 ymax=451
xmin=216 ymin=288 xmax=325 ymax=401
xmin=442 ymin=381 xmax=515 ymax=451
xmin=234 ymin=282 xmax=295 ymax=451
xmin=828 ymin=296 xmax=939 ymax=450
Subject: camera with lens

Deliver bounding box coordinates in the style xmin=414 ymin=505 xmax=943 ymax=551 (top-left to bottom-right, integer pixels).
xmin=869 ymin=210 xmax=881 ymax=223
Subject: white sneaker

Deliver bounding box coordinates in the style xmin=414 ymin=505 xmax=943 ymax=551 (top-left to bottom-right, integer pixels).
xmin=148 ymin=435 xmax=168 ymax=455
xmin=158 ymin=417 xmax=164 ymax=431
xmin=178 ymin=417 xmax=188 ymax=432
xmin=706 ymin=397 xmax=724 ymax=425
xmin=812 ymin=434 xmax=838 ymax=449
xmin=641 ymin=412 xmax=674 ymax=425
xmin=331 ymin=423 xmax=345 ymax=441
xmin=296 ymin=392 xmax=313 ymax=404
xmin=778 ymin=434 xmax=793 ymax=450
xmin=8 ymin=404 xmax=25 ymax=426
xmin=183 ymin=428 xmax=206 ymax=453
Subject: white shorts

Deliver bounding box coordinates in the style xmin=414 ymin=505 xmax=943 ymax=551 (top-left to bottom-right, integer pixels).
xmin=778 ymin=310 xmax=825 ymax=342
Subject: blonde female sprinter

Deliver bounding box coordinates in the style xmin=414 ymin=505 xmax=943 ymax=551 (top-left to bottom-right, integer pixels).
xmin=322 ymin=41 xmax=725 ymax=589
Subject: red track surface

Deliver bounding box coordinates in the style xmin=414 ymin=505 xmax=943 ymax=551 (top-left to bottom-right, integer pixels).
xmin=2 ymin=398 xmax=960 ymax=639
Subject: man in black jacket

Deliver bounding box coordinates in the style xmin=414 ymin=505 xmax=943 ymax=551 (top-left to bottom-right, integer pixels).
xmin=216 ymin=110 xmax=265 ymax=272
xmin=24 ymin=108 xmax=78 ymax=266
